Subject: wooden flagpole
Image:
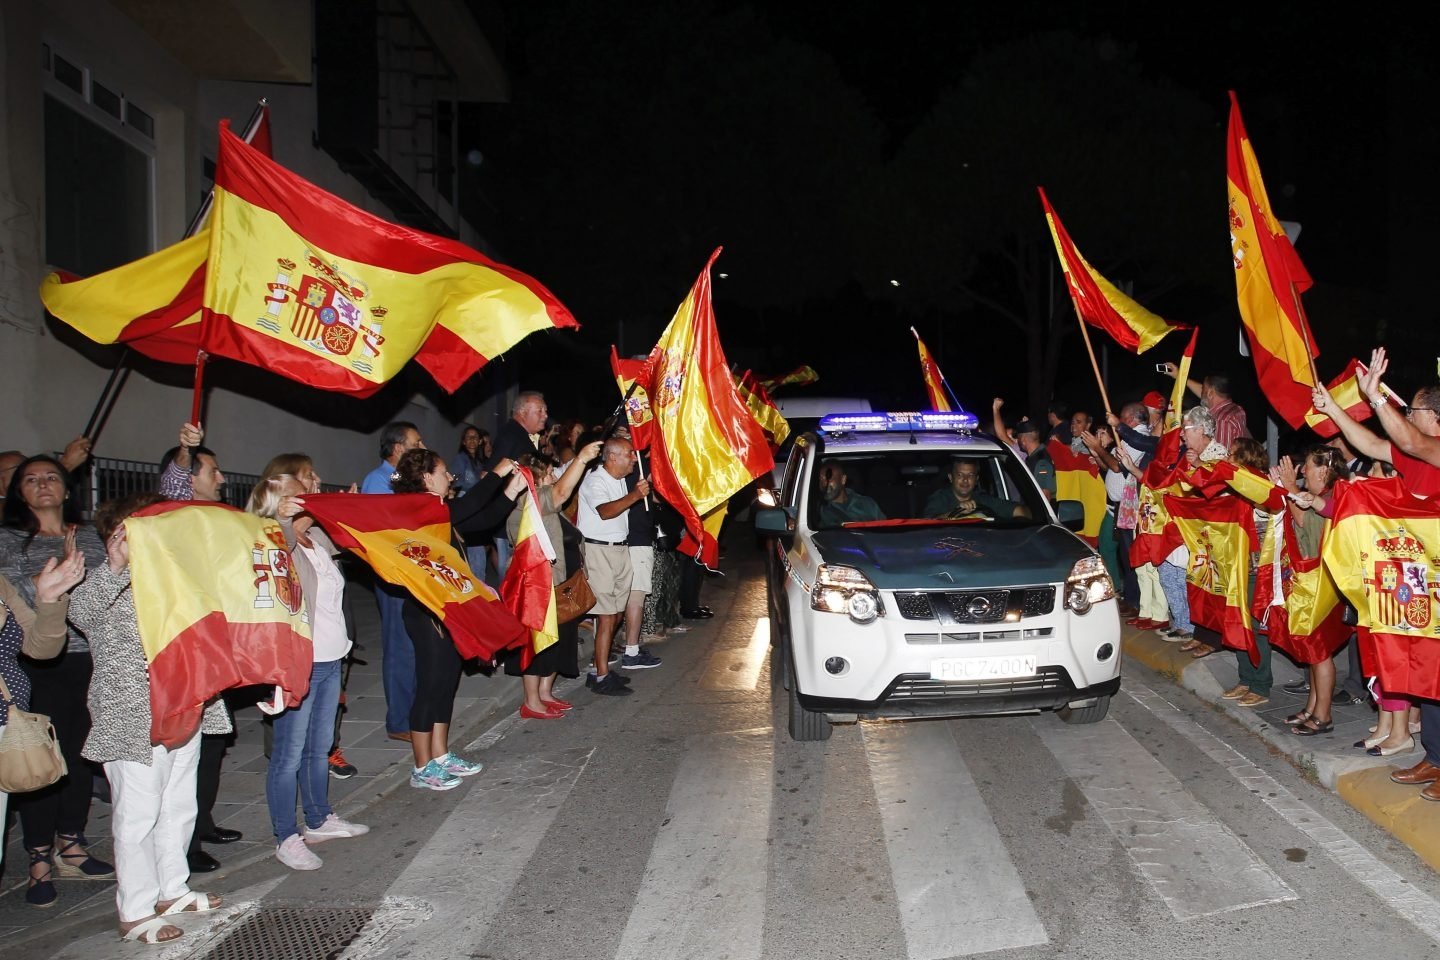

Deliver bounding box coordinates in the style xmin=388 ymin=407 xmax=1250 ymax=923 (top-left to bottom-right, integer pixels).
xmin=1073 ymin=308 xmax=1112 ymax=416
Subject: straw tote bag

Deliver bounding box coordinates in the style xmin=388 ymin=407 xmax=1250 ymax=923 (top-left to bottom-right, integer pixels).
xmin=0 ymin=673 xmax=68 ymax=793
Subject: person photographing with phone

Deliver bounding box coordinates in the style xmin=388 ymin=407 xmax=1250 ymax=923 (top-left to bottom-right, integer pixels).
xmin=1157 ymin=362 xmax=1251 ymax=447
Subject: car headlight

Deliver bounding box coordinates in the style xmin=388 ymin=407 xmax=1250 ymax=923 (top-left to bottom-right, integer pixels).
xmin=1064 ymin=555 xmax=1115 ymax=615
xmin=811 ymin=564 xmax=884 ymax=624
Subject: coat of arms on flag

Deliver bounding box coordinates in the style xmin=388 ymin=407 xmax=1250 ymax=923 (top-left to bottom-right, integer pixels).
xmin=1365 ymin=531 xmax=1435 ymax=631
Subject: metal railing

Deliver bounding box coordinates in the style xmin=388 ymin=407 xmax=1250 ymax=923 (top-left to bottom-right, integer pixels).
xmin=80 ymin=458 xmax=344 ymax=517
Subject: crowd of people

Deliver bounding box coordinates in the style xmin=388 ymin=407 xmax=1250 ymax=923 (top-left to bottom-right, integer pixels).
xmin=0 ymin=390 xmax=713 ymax=943
xmin=992 ymin=346 xmax=1440 ymax=802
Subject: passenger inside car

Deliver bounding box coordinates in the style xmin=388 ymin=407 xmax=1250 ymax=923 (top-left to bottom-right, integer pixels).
xmin=924 ymin=459 xmax=1032 ymax=520
xmin=816 ymin=460 xmax=886 ymax=525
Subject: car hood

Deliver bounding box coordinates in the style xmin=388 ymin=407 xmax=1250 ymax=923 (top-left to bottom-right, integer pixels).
xmin=809 ymin=523 xmax=1090 ymax=590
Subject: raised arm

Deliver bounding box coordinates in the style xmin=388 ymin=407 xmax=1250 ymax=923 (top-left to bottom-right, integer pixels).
xmin=1310 ymin=381 xmax=1392 ymax=463
xmin=552 ymin=441 xmax=603 ymax=506
xmin=1359 ymin=347 xmax=1440 ymax=466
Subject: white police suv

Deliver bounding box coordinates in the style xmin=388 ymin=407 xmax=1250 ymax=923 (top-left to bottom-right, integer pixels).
xmin=756 ymin=412 xmax=1122 ymax=741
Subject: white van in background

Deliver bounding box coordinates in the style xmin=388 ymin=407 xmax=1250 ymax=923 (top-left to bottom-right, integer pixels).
xmin=770 ymin=396 xmax=872 ymax=489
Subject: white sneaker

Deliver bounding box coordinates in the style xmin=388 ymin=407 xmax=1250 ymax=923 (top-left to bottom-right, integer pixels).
xmin=276 ymin=834 xmax=322 ymax=870
xmin=302 ymin=813 xmax=371 ymax=842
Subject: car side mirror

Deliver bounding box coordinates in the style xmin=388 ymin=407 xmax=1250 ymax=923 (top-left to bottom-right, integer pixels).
xmin=1055 ymin=500 xmax=1086 ymax=532
xmin=754 ymin=506 xmax=794 ymax=539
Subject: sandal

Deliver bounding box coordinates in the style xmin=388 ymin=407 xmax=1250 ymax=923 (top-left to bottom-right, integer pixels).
xmin=1190 ymin=646 xmax=1215 ymax=660
xmin=120 ymin=915 xmax=184 ymax=944
xmin=25 ymin=847 xmax=57 ymax=908
xmin=1284 ymin=710 xmax=1312 ymax=726
xmin=1178 ymin=639 xmax=1203 ymax=652
xmin=54 ymin=832 xmax=115 ymax=878
xmin=1293 ymin=717 xmax=1335 ymax=736
xmin=158 ymin=891 xmax=220 ymax=915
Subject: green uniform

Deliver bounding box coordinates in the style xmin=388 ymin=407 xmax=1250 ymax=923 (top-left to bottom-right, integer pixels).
xmin=923 ymin=488 xmax=1017 ymax=519
xmin=820 ymin=492 xmax=885 ymax=525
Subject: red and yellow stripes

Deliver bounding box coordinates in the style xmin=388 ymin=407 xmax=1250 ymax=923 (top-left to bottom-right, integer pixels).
xmin=913 ymin=331 xmax=952 ymax=411
xmin=499 ymin=472 xmax=559 ymax=669
xmin=1164 ymin=493 xmax=1261 ymax=665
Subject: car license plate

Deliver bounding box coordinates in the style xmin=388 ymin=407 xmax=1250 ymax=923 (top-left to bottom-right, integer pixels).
xmin=930 ymin=655 xmax=1037 ymax=682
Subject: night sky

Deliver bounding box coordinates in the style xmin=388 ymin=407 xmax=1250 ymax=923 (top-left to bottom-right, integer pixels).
xmin=469 ymin=3 xmax=1424 ymax=436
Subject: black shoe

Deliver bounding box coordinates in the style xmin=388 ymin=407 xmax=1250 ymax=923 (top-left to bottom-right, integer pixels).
xmin=187 ymin=850 xmax=221 ymax=873
xmin=589 ymin=673 xmax=633 ymax=696
xmin=586 ymin=672 xmax=631 ymax=689
xmin=199 ymin=827 xmax=242 ymax=844
xmin=681 ymin=608 xmax=714 ymax=620
xmin=1330 ymin=690 xmax=1362 ymax=706
xmin=1282 ymin=678 xmax=1311 ymax=694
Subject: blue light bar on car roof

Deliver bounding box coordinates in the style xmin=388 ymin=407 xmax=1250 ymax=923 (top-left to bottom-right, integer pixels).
xmin=818 ymin=411 xmax=980 ymax=432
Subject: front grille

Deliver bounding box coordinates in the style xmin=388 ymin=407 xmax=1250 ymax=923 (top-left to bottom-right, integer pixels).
xmin=894 ymin=586 xmax=1056 ymax=623
xmin=887 ymin=666 xmax=1071 ymax=699
xmin=904 ymin=627 xmax=1054 ymax=644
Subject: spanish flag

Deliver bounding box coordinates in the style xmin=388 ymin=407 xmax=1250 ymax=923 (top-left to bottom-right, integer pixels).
xmin=1303 ymin=359 xmax=1400 ymax=438
xmin=1322 ymin=477 xmax=1440 ymax=700
xmin=735 ymin=369 xmax=791 ymax=450
xmin=499 ymin=470 xmax=559 ymax=670
xmin=911 ymin=328 xmax=953 ymax=410
xmin=1186 ymin=461 xmax=1286 ymax=512
xmin=1129 ymin=460 xmax=1184 ymax=567
xmin=300 ymin=492 xmax=526 ymax=660
xmin=43 ymin=121 xmax=576 ymax=397
xmin=759 ymin=364 xmax=819 ymax=393
xmin=645 ymin=248 xmax=774 ymax=567
xmin=1046 ymin=436 xmax=1107 ymax=543
xmin=1253 ymin=511 xmax=1349 ymax=664
xmin=1228 ymin=91 xmax=1319 ymax=429
xmin=610 ymin=345 xmax=656 ymax=451
xmin=125 ymin=501 xmax=313 ymax=747
xmin=1039 ymin=187 xmax=1181 ymax=354
xmin=1164 ymin=492 xmax=1261 ymax=665
xmin=1153 ymin=327 xmax=1199 ymax=469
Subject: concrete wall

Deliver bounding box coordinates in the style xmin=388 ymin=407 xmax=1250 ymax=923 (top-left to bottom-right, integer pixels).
xmin=0 ymin=0 xmax=516 ymax=487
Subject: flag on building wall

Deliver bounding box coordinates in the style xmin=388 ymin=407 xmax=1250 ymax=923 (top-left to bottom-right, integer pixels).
xmin=1322 ymin=477 xmax=1440 ymax=700
xmin=498 ymin=470 xmax=559 ymax=670
xmin=1039 ymin=187 xmax=1181 ymax=354
xmin=644 ymin=248 xmax=774 ymax=567
xmin=1253 ymin=511 xmax=1349 ymax=664
xmin=1227 ymin=91 xmax=1319 ymax=429
xmin=1046 ymin=437 xmax=1107 ymax=543
xmin=300 ymin=492 xmax=527 ymax=660
xmin=1164 ymin=492 xmax=1261 ymax=664
xmin=735 ymin=369 xmax=791 ymax=449
xmin=126 ymin=501 xmax=313 ymax=747
xmin=911 ymin=328 xmax=953 ymax=410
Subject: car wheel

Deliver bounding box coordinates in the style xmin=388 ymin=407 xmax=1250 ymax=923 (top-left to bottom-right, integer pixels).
xmin=1057 ymin=694 xmax=1111 ymax=725
xmin=787 ymin=659 xmax=832 ymax=742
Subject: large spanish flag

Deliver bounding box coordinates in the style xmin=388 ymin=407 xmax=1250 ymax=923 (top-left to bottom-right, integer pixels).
xmin=1253 ymin=511 xmax=1349 ymax=664
xmin=126 ymin=501 xmax=313 ymax=747
xmin=645 ymin=248 xmax=774 ymax=567
xmin=1186 ymin=460 xmax=1286 ymax=512
xmin=300 ymin=492 xmax=526 ymax=660
xmin=1039 ymin=187 xmax=1181 ymax=354
xmin=1322 ymin=477 xmax=1440 ymax=700
xmin=911 ymin=328 xmax=953 ymax=410
xmin=499 ymin=470 xmax=559 ymax=670
xmin=1165 ymin=492 xmax=1261 ymax=664
xmin=1228 ymin=91 xmax=1319 ymax=429
xmin=735 ymin=369 xmax=791 ymax=450
xmin=1046 ymin=436 xmax=1106 ymax=543
xmin=610 ymin=345 xmax=656 ymax=451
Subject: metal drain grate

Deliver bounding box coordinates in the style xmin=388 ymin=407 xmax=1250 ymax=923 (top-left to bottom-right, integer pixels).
xmin=197 ymin=906 xmax=375 ymax=960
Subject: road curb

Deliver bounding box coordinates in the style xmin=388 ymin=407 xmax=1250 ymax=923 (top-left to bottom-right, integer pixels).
xmin=1123 ymin=624 xmax=1440 ymax=873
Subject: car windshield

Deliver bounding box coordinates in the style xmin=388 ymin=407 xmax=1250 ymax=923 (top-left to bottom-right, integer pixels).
xmin=807 ymin=448 xmax=1049 ymax=531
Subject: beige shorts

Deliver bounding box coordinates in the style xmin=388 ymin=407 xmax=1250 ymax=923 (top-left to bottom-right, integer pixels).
xmin=581 ymin=542 xmax=632 ymax=615
xmin=628 ymin=545 xmax=653 ymax=594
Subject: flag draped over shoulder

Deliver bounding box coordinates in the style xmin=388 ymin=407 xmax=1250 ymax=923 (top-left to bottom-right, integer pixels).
xmin=1164 ymin=493 xmax=1261 ymax=665
xmin=912 ymin=329 xmax=953 ymax=410
xmin=43 ymin=121 xmax=576 ymax=397
xmin=1227 ymin=91 xmax=1319 ymax=429
xmin=610 ymin=346 xmax=656 ymax=451
xmin=758 ymin=364 xmax=818 ymax=393
xmin=1254 ymin=511 xmax=1349 ymax=664
xmin=1046 ymin=437 xmax=1106 ymax=543
xmin=126 ymin=501 xmax=313 ymax=747
xmin=1322 ymin=477 xmax=1440 ymax=700
xmin=735 ymin=369 xmax=791 ymax=450
xmin=1304 ymin=359 xmax=1400 ymax=438
xmin=301 ymin=492 xmax=526 ymax=660
xmin=499 ymin=470 xmax=558 ymax=670
xmin=1039 ymin=187 xmax=1180 ymax=354
xmin=645 ymin=248 xmax=774 ymax=567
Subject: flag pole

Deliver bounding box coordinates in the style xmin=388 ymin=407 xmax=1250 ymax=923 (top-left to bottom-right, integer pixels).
xmin=81 ymin=97 xmax=270 ymax=446
xmin=601 ymin=379 xmax=650 ymax=511
xmin=1072 ymin=307 xmax=1113 ymax=416
xmin=1288 ymin=281 xmax=1320 ymax=385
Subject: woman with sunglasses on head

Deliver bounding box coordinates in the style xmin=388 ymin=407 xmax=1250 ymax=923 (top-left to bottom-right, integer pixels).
xmin=0 ymin=455 xmax=112 ymax=906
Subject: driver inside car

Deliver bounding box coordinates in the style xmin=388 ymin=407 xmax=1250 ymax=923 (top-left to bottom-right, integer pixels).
xmin=924 ymin=459 xmax=1030 ymax=520
xmin=817 ymin=461 xmax=885 ymax=525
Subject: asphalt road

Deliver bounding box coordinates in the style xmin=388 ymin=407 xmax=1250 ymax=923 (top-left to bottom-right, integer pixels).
xmin=26 ymin=555 xmax=1440 ymax=960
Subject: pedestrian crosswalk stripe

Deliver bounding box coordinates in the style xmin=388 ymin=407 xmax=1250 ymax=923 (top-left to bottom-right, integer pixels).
xmin=698 ymin=618 xmax=771 ymax=690
xmin=1035 ymin=713 xmax=1297 ymax=919
xmin=864 ymin=721 xmax=1050 ymax=959
xmin=613 ymin=729 xmax=773 ymax=960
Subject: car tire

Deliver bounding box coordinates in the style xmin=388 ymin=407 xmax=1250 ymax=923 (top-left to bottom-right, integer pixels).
xmin=1057 ymin=694 xmax=1111 ymax=725
xmin=787 ymin=660 xmax=832 ymax=742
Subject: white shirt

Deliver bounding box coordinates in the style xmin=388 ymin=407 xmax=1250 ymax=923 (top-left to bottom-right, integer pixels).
xmin=297 ymin=540 xmax=352 ymax=662
xmin=577 ymin=468 xmax=630 ymax=542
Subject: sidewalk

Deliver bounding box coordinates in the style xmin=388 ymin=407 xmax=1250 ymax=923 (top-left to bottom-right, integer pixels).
xmin=1124 ymin=624 xmax=1440 ymax=871
xmin=0 ymin=580 xmax=530 ymax=944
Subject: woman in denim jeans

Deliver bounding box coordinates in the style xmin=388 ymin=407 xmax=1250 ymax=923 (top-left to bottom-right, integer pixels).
xmin=250 ymin=461 xmax=369 ymax=871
